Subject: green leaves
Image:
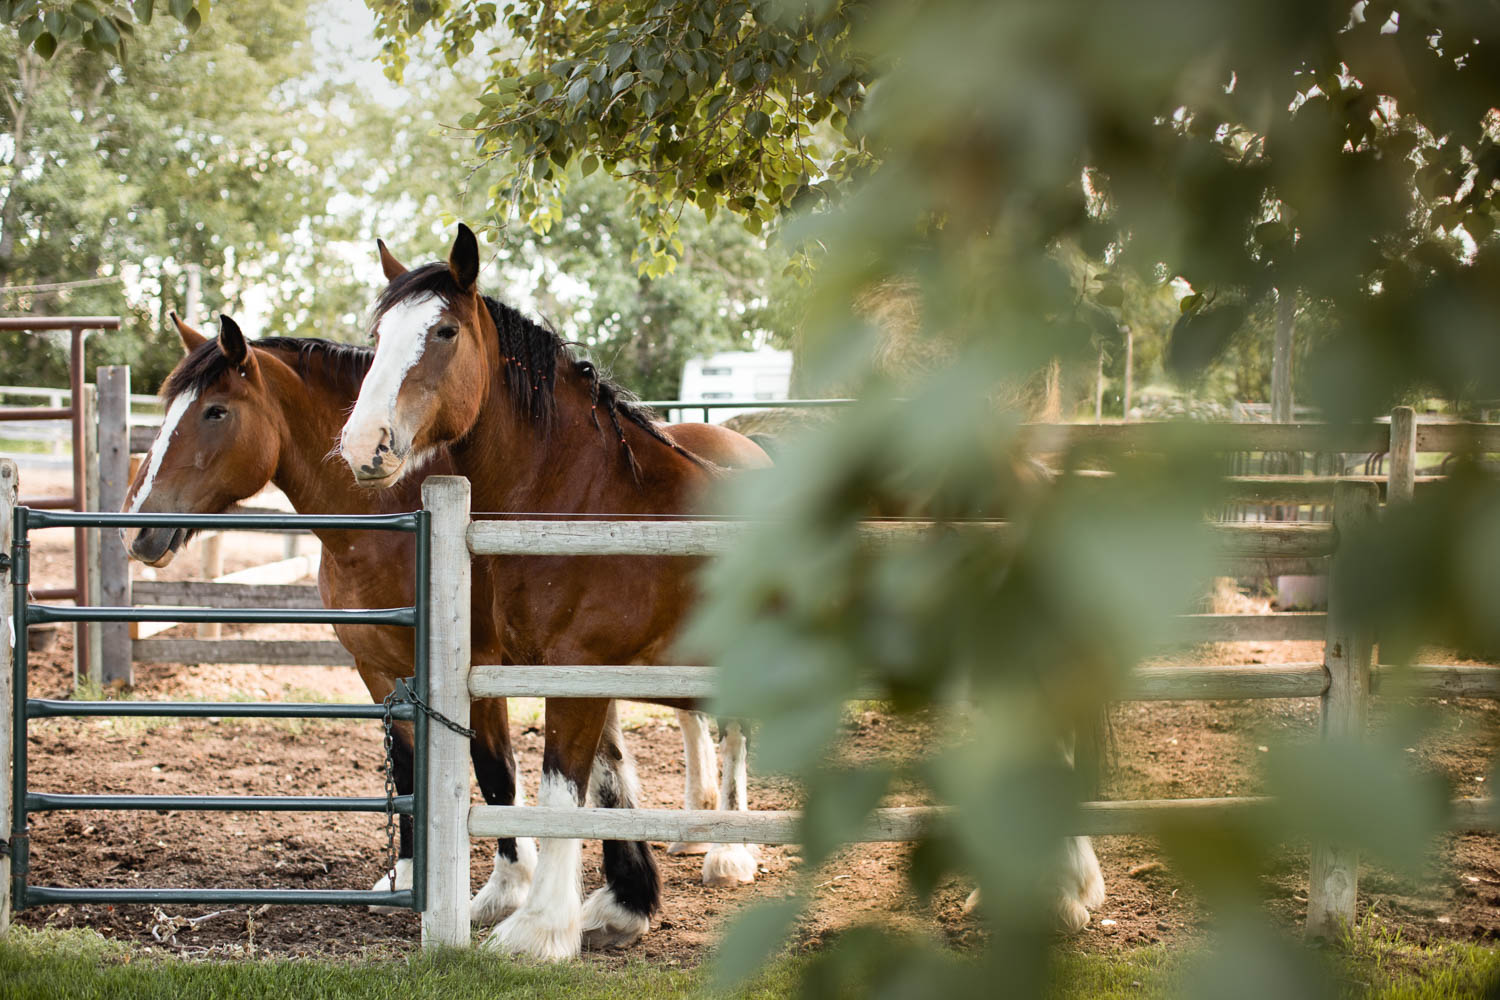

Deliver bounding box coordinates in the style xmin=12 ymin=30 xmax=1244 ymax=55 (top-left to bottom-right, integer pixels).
xmin=744 ymin=109 xmax=771 ymax=139
xmin=709 ymin=897 xmax=803 ymax=990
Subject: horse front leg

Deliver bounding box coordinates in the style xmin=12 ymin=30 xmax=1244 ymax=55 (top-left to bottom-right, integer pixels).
xmin=468 ymin=697 xmax=537 ymax=927
xmin=702 ymin=717 xmax=759 ymax=886
xmin=580 ymin=700 xmax=659 ymax=949
xmin=485 ymin=696 xmax=611 ymax=961
xmin=666 ymin=709 xmax=719 ymax=856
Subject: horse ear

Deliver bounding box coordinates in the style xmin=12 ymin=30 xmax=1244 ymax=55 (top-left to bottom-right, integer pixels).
xmin=448 ymin=223 xmax=479 ymax=290
xmin=170 ymin=311 xmax=209 ymax=354
xmin=217 ymin=314 xmax=249 ymax=367
xmin=377 ymin=238 xmax=408 ymax=281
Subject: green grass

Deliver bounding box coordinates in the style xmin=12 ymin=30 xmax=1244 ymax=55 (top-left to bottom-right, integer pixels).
xmin=2 ymin=921 xmax=1495 ymax=1000
xmin=0 ymin=928 xmax=798 ymax=1000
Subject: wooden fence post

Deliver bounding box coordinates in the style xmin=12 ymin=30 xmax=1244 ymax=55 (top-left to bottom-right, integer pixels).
xmin=96 ymin=367 xmax=133 ymax=687
xmin=421 ymin=475 xmax=472 ymax=947
xmin=81 ymin=384 xmax=100 ymax=688
xmin=1 ymin=459 xmax=16 ymax=935
xmin=196 ymin=532 xmax=224 ymax=640
xmin=1388 ymin=406 xmax=1416 ymax=506
xmin=1306 ymin=479 xmax=1379 ymax=938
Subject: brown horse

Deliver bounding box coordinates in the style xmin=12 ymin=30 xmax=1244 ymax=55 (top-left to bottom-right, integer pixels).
xmin=123 ymin=312 xmax=767 ymax=934
xmin=340 ymin=226 xmax=763 ymax=959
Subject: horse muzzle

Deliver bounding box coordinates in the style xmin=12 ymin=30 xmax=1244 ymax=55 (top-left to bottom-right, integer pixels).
xmin=126 ymin=525 xmax=186 ymax=568
xmin=341 ymin=423 xmax=409 ymax=488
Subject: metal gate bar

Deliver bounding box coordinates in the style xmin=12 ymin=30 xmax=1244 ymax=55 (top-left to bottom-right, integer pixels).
xmin=9 ymin=505 xmax=431 ymax=912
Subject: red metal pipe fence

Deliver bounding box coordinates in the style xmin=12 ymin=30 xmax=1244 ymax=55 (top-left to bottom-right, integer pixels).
xmin=0 ymin=317 xmax=119 ymax=672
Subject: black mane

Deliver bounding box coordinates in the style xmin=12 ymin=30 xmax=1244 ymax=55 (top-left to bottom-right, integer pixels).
xmin=374 ymin=261 xmax=707 ymax=476
xmin=163 ymin=336 xmax=373 ymax=401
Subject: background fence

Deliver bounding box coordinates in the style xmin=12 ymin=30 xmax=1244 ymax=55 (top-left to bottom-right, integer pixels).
xmin=413 ymin=410 xmax=1499 ymax=945
xmin=5 ymin=375 xmax=1500 ymax=946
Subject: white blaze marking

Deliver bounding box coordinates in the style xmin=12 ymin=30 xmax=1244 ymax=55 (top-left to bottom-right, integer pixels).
xmin=129 ymin=389 xmax=198 ymax=513
xmin=346 ymin=294 xmax=444 ymax=447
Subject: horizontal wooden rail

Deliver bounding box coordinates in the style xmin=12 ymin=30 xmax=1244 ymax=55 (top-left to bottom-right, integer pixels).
xmin=469 ymin=663 xmax=1331 ymax=702
xmin=467 ymin=796 xmax=1499 ymax=843
xmin=470 ymin=664 xmax=716 ymax=700
xmin=1415 ymin=424 xmax=1500 ymax=454
xmin=469 ymin=662 xmax=1500 ymax=703
xmin=1126 ymin=664 xmax=1327 ymax=700
xmin=1377 ymin=664 xmax=1500 ymax=699
xmin=1026 ymin=422 xmax=1390 ymax=455
xmin=468 ymin=518 xmax=1333 ymax=560
xmin=1172 ymin=613 xmax=1326 ymax=642
xmin=131 ymin=581 xmax=324 ymax=610
xmin=468 ymin=804 xmax=935 ymax=843
xmin=1024 ymin=420 xmax=1500 ymax=455
xmin=132 ymin=638 xmax=354 ymax=666
xmin=1211 ymin=523 xmax=1336 ymax=559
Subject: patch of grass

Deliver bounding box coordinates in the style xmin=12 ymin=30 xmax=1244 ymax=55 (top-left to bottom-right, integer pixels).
xmin=1334 ymin=918 xmax=1500 ymax=999
xmin=0 ymin=927 xmax=795 ymax=1000
xmin=1044 ymin=921 xmax=1500 ymax=1000
xmin=3 ymin=919 xmax=1495 ymax=1000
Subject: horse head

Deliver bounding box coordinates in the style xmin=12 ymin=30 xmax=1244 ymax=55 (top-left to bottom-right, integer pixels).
xmin=339 ymin=225 xmax=492 ymax=487
xmin=122 ymin=313 xmax=282 ymax=566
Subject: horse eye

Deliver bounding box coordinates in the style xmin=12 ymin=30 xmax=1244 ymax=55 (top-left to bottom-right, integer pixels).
xmin=204 ymin=405 xmax=228 ymax=421
xmin=434 ymin=324 xmax=459 ymax=341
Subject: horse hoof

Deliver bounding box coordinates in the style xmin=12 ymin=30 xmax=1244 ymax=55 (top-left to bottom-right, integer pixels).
xmin=1056 ymin=895 xmax=1091 ymax=934
xmin=369 ymin=858 xmax=412 ymax=914
xmin=666 ymin=841 xmax=711 ymax=856
xmin=580 ymin=886 xmax=650 ymax=950
xmin=470 ymin=842 xmax=537 ymax=927
xmin=702 ymin=844 xmax=758 ymax=887
xmin=485 ymin=908 xmax=581 ymax=961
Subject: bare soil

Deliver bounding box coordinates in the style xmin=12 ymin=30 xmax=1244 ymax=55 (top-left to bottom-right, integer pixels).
xmin=9 ymin=507 xmax=1500 ymax=965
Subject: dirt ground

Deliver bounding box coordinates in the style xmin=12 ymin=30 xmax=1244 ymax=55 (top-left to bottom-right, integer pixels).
xmin=8 ymin=469 xmax=1500 ymax=964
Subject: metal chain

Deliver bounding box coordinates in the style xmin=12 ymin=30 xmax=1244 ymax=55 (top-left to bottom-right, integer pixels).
xmin=377 ymin=679 xmax=475 ymax=894
xmin=394 ymin=677 xmax=476 ymax=740
xmin=380 ymin=691 xmax=399 ymax=893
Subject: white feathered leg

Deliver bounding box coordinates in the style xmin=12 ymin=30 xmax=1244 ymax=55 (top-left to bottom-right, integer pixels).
xmin=485 ymin=772 xmax=583 ymax=960
xmin=703 ymin=720 xmax=758 ymax=887
xmin=667 ymin=709 xmax=719 ymax=856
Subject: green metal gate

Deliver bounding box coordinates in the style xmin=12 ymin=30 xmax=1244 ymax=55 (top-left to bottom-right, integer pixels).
xmin=8 ymin=506 xmax=431 ymax=911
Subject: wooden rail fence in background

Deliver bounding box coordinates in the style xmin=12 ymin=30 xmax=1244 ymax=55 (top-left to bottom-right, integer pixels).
xmin=417 ymin=420 xmax=1498 ymax=945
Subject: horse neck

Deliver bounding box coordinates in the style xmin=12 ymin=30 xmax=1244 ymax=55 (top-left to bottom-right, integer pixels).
xmin=455 ymin=351 xmax=701 ymax=515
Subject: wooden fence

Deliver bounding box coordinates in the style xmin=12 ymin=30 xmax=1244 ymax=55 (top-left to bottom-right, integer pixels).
xmin=413 ymin=409 xmax=1500 ymax=945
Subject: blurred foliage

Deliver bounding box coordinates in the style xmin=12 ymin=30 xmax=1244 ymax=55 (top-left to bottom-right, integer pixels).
xmin=367 ymin=0 xmax=874 ymax=276
xmin=653 ymin=0 xmax=1500 ymax=995
xmin=1 ymin=2 xmax=786 ymax=398
xmin=0 ymin=0 xmax=359 ymax=388
xmin=0 ymin=0 xmax=204 ymax=64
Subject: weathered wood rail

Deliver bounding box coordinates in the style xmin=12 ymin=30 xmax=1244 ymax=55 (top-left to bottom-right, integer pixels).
xmin=415 ymin=412 xmax=1500 ymax=947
